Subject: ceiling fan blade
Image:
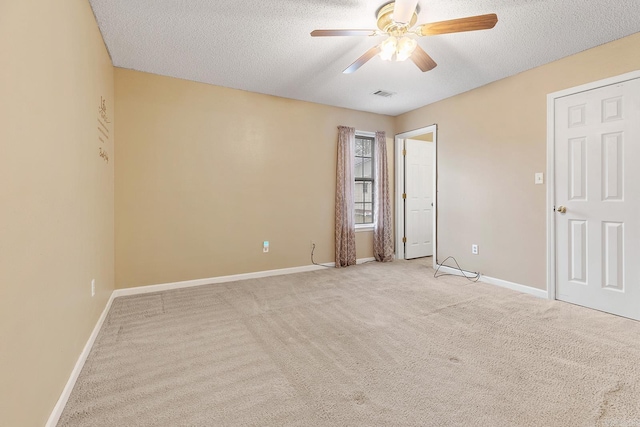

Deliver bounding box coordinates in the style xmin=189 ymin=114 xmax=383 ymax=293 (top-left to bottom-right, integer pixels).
xmin=393 ymin=0 xmax=419 ymax=24
xmin=417 ymin=13 xmax=498 ymax=36
xmin=343 ymin=45 xmax=381 ymax=74
xmin=311 ymin=29 xmax=376 ymax=37
xmin=410 ymin=45 xmax=437 ymax=72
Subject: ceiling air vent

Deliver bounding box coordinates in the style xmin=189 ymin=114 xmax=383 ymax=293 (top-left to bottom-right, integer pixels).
xmin=372 ymin=90 xmax=396 ymax=98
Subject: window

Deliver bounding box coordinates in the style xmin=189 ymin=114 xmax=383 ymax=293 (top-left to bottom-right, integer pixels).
xmin=355 ymin=134 xmax=374 ymax=226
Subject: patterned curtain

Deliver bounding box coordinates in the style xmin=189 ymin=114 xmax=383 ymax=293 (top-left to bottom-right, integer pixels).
xmin=335 ymin=126 xmax=357 ymax=267
xmin=373 ymin=131 xmax=394 ymax=262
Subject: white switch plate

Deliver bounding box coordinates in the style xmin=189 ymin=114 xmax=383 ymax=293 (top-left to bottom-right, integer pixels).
xmin=535 ymin=173 xmax=544 ymax=185
xmin=471 ymin=244 xmax=479 ymax=255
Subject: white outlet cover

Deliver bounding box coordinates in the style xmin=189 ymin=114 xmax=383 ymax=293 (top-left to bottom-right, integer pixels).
xmin=535 ymin=173 xmax=544 ymax=184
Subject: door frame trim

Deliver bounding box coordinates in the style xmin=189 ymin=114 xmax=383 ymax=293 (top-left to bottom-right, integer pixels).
xmin=395 ymin=124 xmax=437 ymax=267
xmin=545 ymin=70 xmax=640 ymax=301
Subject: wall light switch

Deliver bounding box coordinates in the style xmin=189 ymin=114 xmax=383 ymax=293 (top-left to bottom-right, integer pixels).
xmin=263 ymin=241 xmax=269 ymax=253
xmin=535 ymin=173 xmax=544 ymax=185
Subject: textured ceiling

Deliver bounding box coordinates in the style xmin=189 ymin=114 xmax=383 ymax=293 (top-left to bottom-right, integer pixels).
xmin=89 ymin=0 xmax=640 ymax=116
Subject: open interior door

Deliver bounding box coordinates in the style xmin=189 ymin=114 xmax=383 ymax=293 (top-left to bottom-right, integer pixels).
xmin=404 ymin=139 xmax=434 ymax=259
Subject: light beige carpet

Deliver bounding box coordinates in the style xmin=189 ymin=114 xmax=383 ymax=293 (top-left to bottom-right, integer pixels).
xmin=58 ymin=260 xmax=640 ymax=426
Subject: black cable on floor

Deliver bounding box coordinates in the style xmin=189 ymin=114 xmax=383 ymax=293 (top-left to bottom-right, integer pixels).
xmin=434 ymin=256 xmax=481 ymax=282
xmin=311 ymin=243 xmax=334 ymax=268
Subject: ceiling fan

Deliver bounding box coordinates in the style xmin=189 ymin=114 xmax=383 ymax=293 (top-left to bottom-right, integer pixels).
xmin=311 ymin=0 xmax=498 ymax=74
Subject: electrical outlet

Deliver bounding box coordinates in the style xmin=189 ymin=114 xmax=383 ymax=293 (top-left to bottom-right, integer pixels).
xmin=472 ymin=244 xmax=479 ymax=255
xmin=263 ymin=241 xmax=269 ymax=253
xmin=91 ymin=279 xmax=95 ymax=297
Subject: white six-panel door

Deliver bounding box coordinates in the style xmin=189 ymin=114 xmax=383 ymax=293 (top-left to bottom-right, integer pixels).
xmin=554 ymin=78 xmax=640 ymax=320
xmin=405 ymin=139 xmax=434 ymax=259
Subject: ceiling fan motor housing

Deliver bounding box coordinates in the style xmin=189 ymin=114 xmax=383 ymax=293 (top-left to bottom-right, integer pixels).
xmin=376 ymin=2 xmax=418 ymax=35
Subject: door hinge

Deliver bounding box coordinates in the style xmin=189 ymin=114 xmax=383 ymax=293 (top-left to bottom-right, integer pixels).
xmin=402 ymin=237 xmax=407 ymax=243
xmin=402 ymin=149 xmax=406 ymax=156
xmin=402 ymin=193 xmax=406 ymax=199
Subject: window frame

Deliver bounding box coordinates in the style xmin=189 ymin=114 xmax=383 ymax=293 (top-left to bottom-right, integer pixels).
xmin=354 ymin=131 xmax=376 ymax=230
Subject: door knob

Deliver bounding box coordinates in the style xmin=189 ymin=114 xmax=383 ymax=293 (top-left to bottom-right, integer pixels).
xmin=557 ymin=206 xmax=567 ymax=214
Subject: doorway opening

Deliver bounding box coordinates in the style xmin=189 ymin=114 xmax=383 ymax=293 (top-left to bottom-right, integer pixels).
xmin=395 ymin=125 xmax=437 ymax=268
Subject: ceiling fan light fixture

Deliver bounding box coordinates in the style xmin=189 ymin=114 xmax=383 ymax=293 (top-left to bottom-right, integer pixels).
xmin=379 ymin=36 xmax=398 ymax=61
xmin=395 ymin=37 xmax=417 ymax=61
xmin=379 ymin=36 xmax=417 ymax=62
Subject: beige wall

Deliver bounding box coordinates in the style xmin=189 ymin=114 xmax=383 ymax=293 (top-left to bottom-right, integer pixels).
xmin=114 ymin=69 xmax=395 ymax=288
xmin=396 ymin=32 xmax=640 ymax=290
xmin=0 ymin=1 xmax=114 ymax=425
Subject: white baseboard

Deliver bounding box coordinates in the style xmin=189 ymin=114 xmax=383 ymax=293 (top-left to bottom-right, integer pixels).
xmin=480 ymin=275 xmax=547 ymax=299
xmin=46 ymin=292 xmax=116 ymax=427
xmin=113 ymin=257 xmax=378 ymax=298
xmin=435 ymin=264 xmax=546 ymax=299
